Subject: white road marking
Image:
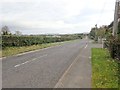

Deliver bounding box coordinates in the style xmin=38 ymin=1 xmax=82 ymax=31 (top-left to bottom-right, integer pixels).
xmin=79 ymin=55 xmax=90 ymax=59
xmin=54 ymin=43 xmax=90 ymax=88
xmin=60 ymin=82 xmax=64 ymax=87
xmin=89 ymin=57 xmax=91 ymax=59
xmin=54 ymin=47 xmax=84 ymax=88
xmin=1 ymin=44 xmax=61 ymax=59
xmin=84 ymin=44 xmax=88 ymax=49
xmin=0 ymin=57 xmax=6 ymax=59
xmin=14 ymin=54 xmax=47 ymax=67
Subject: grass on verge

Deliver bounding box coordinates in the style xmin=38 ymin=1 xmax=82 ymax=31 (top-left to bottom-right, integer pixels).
xmin=92 ymin=48 xmax=119 ymax=88
xmin=2 ymin=42 xmax=62 ymax=57
xmin=1 ymin=40 xmax=79 ymax=58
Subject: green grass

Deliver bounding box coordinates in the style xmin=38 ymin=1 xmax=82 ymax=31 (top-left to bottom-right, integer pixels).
xmin=0 ymin=50 xmax=2 ymax=57
xmin=1 ymin=42 xmax=62 ymax=57
xmin=92 ymin=48 xmax=119 ymax=88
xmin=1 ymin=40 xmax=79 ymax=58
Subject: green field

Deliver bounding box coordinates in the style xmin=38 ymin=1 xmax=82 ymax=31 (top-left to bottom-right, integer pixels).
xmin=92 ymin=48 xmax=119 ymax=88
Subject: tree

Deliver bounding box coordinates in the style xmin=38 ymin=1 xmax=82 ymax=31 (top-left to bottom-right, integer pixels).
xmin=15 ymin=31 xmax=22 ymax=36
xmin=89 ymin=27 xmax=96 ymax=39
xmin=1 ymin=26 xmax=11 ymax=35
xmin=97 ymin=25 xmax=107 ymax=38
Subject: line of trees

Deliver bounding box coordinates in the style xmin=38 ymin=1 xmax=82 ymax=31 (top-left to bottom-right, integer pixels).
xmin=89 ymin=25 xmax=110 ymax=41
xmin=1 ymin=26 xmax=22 ymax=36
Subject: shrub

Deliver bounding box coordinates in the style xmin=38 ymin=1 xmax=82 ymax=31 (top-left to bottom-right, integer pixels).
xmin=107 ymin=37 xmax=120 ymax=60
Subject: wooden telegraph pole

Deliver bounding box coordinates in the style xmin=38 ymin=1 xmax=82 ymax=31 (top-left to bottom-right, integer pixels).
xmin=113 ymin=0 xmax=120 ymax=36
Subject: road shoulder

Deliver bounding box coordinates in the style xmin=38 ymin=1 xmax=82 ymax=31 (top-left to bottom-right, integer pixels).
xmin=55 ymin=43 xmax=102 ymax=88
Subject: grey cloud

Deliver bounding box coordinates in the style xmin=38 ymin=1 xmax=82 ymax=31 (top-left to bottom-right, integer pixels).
xmin=0 ymin=0 xmax=115 ymax=34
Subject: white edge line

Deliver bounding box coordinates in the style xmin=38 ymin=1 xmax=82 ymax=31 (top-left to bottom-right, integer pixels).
xmin=54 ymin=44 xmax=88 ymax=88
xmin=1 ymin=40 xmax=80 ymax=59
xmin=89 ymin=56 xmax=91 ymax=59
xmin=54 ymin=48 xmax=83 ymax=88
xmin=1 ymin=44 xmax=61 ymax=60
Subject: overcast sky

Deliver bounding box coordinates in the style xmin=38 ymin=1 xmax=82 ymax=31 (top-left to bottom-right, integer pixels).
xmin=0 ymin=0 xmax=115 ymax=34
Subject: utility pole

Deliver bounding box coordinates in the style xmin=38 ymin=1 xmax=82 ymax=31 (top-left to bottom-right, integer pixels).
xmin=113 ymin=0 xmax=120 ymax=36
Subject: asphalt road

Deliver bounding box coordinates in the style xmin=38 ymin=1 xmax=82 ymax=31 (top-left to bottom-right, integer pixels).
xmin=2 ymin=39 xmax=98 ymax=88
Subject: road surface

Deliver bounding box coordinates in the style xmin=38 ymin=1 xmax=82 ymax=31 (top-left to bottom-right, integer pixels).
xmin=2 ymin=39 xmax=101 ymax=88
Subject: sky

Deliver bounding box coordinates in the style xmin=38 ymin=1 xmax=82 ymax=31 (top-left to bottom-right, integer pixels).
xmin=0 ymin=0 xmax=115 ymax=34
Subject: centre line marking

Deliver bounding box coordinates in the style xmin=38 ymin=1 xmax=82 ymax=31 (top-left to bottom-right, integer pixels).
xmin=84 ymin=44 xmax=88 ymax=49
xmin=14 ymin=54 xmax=47 ymax=67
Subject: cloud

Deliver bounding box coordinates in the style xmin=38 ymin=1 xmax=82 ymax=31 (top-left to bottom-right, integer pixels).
xmin=0 ymin=0 xmax=115 ymax=34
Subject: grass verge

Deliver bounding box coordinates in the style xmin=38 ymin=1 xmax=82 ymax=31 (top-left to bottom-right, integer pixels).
xmin=92 ymin=48 xmax=119 ymax=88
xmin=1 ymin=42 xmax=62 ymax=57
xmin=1 ymin=40 xmax=78 ymax=58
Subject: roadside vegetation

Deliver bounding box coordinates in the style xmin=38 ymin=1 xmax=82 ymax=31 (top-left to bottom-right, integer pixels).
xmin=92 ymin=48 xmax=119 ymax=88
xmin=2 ymin=40 xmax=79 ymax=57
xmin=1 ymin=25 xmax=84 ymax=57
xmin=2 ymin=42 xmax=62 ymax=57
xmin=89 ymin=22 xmax=120 ymax=60
xmin=2 ymin=34 xmax=82 ymax=48
xmin=89 ymin=20 xmax=120 ymax=88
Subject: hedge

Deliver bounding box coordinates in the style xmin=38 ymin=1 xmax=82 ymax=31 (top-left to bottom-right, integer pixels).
xmin=2 ymin=35 xmax=81 ymax=49
xmin=104 ymin=37 xmax=120 ymax=60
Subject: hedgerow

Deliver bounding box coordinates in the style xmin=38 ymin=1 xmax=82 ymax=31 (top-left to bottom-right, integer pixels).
xmin=2 ymin=35 xmax=82 ymax=49
xmin=104 ymin=35 xmax=120 ymax=60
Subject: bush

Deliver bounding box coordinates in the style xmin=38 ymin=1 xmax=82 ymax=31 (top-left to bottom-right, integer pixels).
xmin=104 ymin=37 xmax=120 ymax=60
xmin=103 ymin=40 xmax=109 ymax=48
